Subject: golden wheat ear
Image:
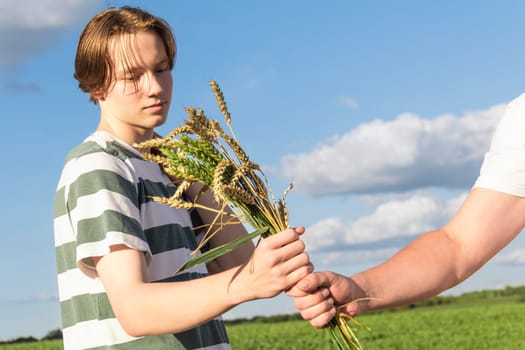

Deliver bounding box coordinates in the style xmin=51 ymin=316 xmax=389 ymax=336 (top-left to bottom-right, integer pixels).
xmin=135 ymin=80 xmax=367 ymax=350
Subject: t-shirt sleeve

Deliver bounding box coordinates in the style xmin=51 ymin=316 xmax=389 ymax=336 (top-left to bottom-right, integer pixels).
xmin=65 ymin=151 xmax=151 ymax=277
xmin=474 ymin=93 xmax=525 ymax=197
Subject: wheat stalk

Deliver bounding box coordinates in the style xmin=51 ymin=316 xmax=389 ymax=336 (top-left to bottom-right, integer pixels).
xmin=134 ymin=80 xmax=368 ymax=350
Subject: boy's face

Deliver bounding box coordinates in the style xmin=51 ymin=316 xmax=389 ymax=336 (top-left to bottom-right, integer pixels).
xmin=97 ymin=31 xmax=173 ymax=143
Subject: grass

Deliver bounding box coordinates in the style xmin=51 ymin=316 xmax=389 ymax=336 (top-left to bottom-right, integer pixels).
xmin=0 ymin=340 xmax=62 ymax=350
xmin=227 ymin=302 xmax=525 ymax=350
xmin=3 ymin=298 xmax=524 ymax=349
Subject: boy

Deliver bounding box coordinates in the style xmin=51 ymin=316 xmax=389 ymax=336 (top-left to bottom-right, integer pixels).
xmin=54 ymin=6 xmax=311 ymax=349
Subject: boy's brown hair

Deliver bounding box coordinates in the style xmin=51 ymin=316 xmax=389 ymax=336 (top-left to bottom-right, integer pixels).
xmin=74 ymin=6 xmax=176 ymax=103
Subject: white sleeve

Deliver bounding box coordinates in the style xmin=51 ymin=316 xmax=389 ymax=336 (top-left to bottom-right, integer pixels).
xmin=474 ymin=92 xmax=525 ymax=197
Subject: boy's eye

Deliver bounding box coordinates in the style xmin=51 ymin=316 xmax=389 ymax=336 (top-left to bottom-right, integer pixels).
xmin=117 ymin=70 xmax=142 ymax=82
xmin=124 ymin=74 xmax=140 ymax=81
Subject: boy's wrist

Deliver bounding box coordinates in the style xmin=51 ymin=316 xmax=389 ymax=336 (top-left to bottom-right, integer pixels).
xmin=223 ymin=265 xmax=254 ymax=305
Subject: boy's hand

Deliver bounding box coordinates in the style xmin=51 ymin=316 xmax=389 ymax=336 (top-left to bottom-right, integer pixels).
xmin=232 ymin=227 xmax=313 ymax=301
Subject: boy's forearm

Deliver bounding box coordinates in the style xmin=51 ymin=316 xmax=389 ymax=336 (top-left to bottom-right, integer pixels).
xmin=190 ymin=184 xmax=256 ymax=272
xmin=207 ymin=223 xmax=255 ymax=272
xmin=116 ymin=265 xmax=252 ymax=336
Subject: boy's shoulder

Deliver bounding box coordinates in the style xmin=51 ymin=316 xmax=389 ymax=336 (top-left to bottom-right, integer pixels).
xmin=64 ymin=132 xmax=140 ymax=163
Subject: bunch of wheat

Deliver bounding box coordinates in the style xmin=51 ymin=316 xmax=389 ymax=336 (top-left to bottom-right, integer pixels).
xmin=135 ymin=81 xmax=369 ymax=350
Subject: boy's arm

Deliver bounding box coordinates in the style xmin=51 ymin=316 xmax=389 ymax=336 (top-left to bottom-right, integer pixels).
xmin=94 ymin=227 xmax=310 ymax=336
xmin=185 ymin=184 xmax=255 ymax=273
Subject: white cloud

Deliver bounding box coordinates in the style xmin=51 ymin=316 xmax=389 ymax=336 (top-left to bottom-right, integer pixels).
xmin=0 ymin=0 xmax=104 ymax=67
xmin=337 ymin=95 xmax=359 ymax=110
xmin=281 ymin=103 xmax=506 ymax=196
xmin=303 ymin=217 xmax=346 ymax=251
xmin=304 ymin=191 xmax=467 ymax=252
xmin=2 ymin=292 xmax=58 ymax=304
xmin=315 ymin=248 xmax=399 ymax=266
xmin=347 ymin=194 xmax=443 ymax=244
xmin=495 ymin=248 xmax=525 ymax=265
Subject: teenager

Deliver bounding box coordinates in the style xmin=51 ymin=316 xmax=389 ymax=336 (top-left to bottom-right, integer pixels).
xmin=54 ymin=6 xmax=312 ymax=349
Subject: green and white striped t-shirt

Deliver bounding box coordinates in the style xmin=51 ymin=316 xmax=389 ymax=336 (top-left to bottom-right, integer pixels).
xmin=54 ymin=131 xmax=230 ymax=350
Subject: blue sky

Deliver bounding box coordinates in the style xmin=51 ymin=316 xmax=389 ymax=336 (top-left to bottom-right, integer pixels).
xmin=2 ymin=0 xmax=525 ymax=340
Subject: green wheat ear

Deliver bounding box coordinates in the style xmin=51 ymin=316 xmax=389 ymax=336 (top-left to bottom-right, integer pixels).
xmin=134 ymin=80 xmax=368 ymax=350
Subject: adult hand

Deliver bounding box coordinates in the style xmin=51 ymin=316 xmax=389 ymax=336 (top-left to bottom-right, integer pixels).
xmin=287 ymin=271 xmax=364 ymax=328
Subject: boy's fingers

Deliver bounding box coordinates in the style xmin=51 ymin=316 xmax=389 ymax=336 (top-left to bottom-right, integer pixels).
xmin=293 ymin=226 xmax=305 ymax=235
xmin=277 ymin=239 xmax=306 ymax=264
xmin=265 ymin=226 xmax=306 ymax=248
xmin=264 ymin=228 xmax=298 ymax=248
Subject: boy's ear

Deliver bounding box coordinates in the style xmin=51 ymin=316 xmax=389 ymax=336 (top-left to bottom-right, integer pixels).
xmin=91 ymin=91 xmax=105 ymax=102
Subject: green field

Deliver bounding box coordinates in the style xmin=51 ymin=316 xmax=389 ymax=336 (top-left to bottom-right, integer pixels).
xmin=3 ymin=299 xmax=525 ymax=349
xmin=228 ymin=302 xmax=525 ymax=349
xmin=0 ymin=340 xmax=62 ymax=350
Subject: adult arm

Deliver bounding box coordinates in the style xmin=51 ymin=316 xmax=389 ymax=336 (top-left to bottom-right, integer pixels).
xmin=289 ymin=187 xmax=525 ymax=327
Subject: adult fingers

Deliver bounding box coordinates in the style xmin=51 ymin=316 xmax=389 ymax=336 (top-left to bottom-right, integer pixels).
xmin=285 ymin=280 xmax=309 ymax=297
xmin=292 ymin=287 xmax=331 ymax=310
xmin=295 ymin=272 xmax=330 ymax=293
xmin=300 ymin=297 xmax=334 ymax=322
xmin=308 ymin=308 xmax=337 ymax=329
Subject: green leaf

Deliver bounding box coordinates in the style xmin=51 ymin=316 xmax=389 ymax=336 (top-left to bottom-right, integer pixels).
xmin=175 ymin=226 xmax=269 ymax=273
